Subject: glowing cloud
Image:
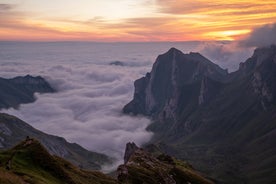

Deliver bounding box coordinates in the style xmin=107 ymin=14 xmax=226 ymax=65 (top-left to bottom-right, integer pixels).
xmin=0 ymin=0 xmax=276 ymax=41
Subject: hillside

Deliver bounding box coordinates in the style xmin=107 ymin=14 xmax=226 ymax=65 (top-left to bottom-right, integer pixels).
xmin=0 ymin=139 xmax=213 ymax=184
xmin=118 ymin=142 xmax=214 ymax=184
xmin=124 ymin=45 xmax=276 ymax=183
xmin=0 ymin=113 xmax=111 ymax=170
xmin=0 ymin=138 xmax=117 ymax=184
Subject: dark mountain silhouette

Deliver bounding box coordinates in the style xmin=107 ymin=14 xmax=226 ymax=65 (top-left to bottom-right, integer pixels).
xmin=0 ymin=75 xmax=55 ymax=109
xmin=124 ymin=45 xmax=276 ymax=184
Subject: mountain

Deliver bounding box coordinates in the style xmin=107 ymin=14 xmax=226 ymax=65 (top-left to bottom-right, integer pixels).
xmin=0 ymin=113 xmax=111 ymax=170
xmin=0 ymin=138 xmax=116 ymax=184
xmin=118 ymin=142 xmax=214 ymax=184
xmin=0 ymin=75 xmax=55 ymax=109
xmin=123 ymin=47 xmax=228 ymax=116
xmin=0 ymin=139 xmax=213 ymax=184
xmin=123 ymin=45 xmax=276 ymax=184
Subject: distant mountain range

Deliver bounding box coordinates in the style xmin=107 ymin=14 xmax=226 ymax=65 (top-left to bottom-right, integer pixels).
xmin=0 ymin=75 xmax=55 ymax=109
xmin=124 ymin=45 xmax=276 ymax=184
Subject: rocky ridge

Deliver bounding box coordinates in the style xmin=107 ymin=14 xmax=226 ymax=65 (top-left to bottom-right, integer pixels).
xmin=0 ymin=139 xmax=213 ymax=184
xmin=123 ymin=45 xmax=276 ymax=183
xmin=117 ymin=142 xmax=214 ymax=184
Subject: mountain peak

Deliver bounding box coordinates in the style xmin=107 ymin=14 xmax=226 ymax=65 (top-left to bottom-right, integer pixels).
xmin=167 ymin=47 xmax=183 ymax=54
xmin=123 ymin=47 xmax=227 ymax=116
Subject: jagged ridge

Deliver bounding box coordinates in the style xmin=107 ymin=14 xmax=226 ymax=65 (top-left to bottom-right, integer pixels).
xmin=123 ymin=45 xmax=276 ymax=184
xmin=118 ymin=142 xmax=214 ymax=184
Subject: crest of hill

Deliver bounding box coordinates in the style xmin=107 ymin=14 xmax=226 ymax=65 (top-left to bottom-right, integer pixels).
xmin=0 ymin=138 xmax=116 ymax=184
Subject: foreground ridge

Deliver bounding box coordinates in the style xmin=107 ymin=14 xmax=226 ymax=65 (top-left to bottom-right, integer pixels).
xmin=117 ymin=142 xmax=214 ymax=184
xmin=0 ymin=113 xmax=111 ymax=170
xmin=0 ymin=138 xmax=117 ymax=184
xmin=0 ymin=139 xmax=213 ymax=184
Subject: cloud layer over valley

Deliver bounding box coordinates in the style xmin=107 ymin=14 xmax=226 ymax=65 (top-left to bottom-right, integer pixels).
xmin=0 ymin=41 xmax=253 ymax=163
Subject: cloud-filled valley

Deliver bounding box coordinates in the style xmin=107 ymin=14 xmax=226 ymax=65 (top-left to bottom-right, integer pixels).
xmin=0 ymin=41 xmax=254 ymax=164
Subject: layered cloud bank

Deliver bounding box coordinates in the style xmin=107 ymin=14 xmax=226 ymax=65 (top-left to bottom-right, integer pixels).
xmin=0 ymin=41 xmax=254 ymax=161
xmin=240 ymin=23 xmax=276 ymax=47
xmin=0 ymin=42 xmax=201 ymax=160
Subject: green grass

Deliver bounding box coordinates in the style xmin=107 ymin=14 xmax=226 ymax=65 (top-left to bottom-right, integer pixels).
xmin=0 ymin=138 xmax=116 ymax=184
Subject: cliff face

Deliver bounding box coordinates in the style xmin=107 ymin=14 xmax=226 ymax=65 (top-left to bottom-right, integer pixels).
xmin=0 ymin=75 xmax=55 ymax=109
xmin=123 ymin=45 xmax=276 ymax=184
xmin=123 ymin=48 xmax=227 ymax=118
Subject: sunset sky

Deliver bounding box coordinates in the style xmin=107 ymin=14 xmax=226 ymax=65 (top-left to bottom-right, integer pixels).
xmin=0 ymin=0 xmax=276 ymax=41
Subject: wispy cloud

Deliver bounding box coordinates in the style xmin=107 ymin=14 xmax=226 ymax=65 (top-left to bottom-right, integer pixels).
xmin=0 ymin=1 xmax=276 ymax=41
xmin=239 ymin=23 xmax=276 ymax=47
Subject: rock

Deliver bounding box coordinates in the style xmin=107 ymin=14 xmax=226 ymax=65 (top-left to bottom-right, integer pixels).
xmin=123 ymin=142 xmax=139 ymax=164
xmin=123 ymin=45 xmax=276 ymax=183
xmin=123 ymin=48 xmax=227 ymax=118
xmin=109 ymin=61 xmax=125 ymax=66
xmin=117 ymin=142 xmax=214 ymax=184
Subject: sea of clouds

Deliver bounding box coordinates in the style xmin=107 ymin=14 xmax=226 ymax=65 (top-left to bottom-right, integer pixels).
xmin=0 ymin=41 xmax=255 ymax=165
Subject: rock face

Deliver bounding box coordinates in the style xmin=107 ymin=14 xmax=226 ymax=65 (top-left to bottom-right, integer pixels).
xmin=123 ymin=48 xmax=227 ymax=119
xmin=0 ymin=113 xmax=111 ymax=170
xmin=123 ymin=142 xmax=139 ymax=164
xmin=0 ymin=75 xmax=55 ymax=109
xmin=123 ymin=45 xmax=276 ymax=184
xmin=117 ymin=142 xmax=214 ymax=184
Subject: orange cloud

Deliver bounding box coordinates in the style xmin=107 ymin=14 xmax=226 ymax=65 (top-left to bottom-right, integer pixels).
xmin=154 ymin=0 xmax=276 ymax=40
xmin=0 ymin=1 xmax=276 ymax=41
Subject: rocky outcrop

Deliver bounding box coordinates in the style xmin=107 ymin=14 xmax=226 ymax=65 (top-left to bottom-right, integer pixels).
xmin=0 ymin=75 xmax=55 ymax=109
xmin=117 ymin=142 xmax=214 ymax=184
xmin=123 ymin=45 xmax=276 ymax=184
xmin=123 ymin=142 xmax=139 ymax=164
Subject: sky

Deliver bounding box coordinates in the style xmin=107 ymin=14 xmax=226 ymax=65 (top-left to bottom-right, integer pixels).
xmin=0 ymin=0 xmax=276 ymax=41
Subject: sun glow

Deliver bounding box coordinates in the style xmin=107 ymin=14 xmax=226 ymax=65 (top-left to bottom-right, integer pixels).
xmin=204 ymin=30 xmax=251 ymax=40
xmin=0 ymin=0 xmax=276 ymax=41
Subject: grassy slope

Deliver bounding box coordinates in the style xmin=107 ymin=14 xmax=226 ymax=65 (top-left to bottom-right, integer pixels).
xmin=0 ymin=113 xmax=111 ymax=170
xmin=0 ymin=139 xmax=116 ymax=184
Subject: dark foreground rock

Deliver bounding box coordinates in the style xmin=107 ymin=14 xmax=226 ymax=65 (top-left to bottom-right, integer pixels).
xmin=117 ymin=142 xmax=214 ymax=184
